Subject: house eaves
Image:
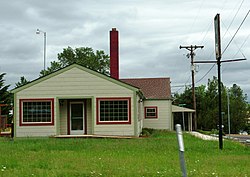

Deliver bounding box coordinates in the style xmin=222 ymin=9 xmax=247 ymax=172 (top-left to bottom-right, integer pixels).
xmin=11 ymin=63 xmax=139 ymax=94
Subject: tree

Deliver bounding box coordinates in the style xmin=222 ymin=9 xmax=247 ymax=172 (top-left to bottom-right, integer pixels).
xmin=173 ymin=86 xmax=193 ymax=108
xmin=0 ymin=73 xmax=12 ymax=123
xmin=40 ymin=47 xmax=110 ymax=76
xmin=201 ymin=77 xmax=221 ymax=130
xmin=14 ymin=47 xmax=109 ymax=89
xmin=15 ymin=76 xmax=30 ymax=88
xmin=227 ymin=84 xmax=248 ymax=133
xmin=173 ymin=76 xmax=248 ymax=133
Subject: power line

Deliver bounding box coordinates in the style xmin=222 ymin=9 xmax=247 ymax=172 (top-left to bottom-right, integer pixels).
xmin=199 ymin=22 xmax=213 ymax=45
xmin=222 ymin=0 xmax=245 ymax=39
xmin=221 ymin=20 xmax=246 ymax=59
xmin=222 ymin=32 xmax=250 ymax=73
xmin=194 ymin=13 xmax=246 ymax=149
xmin=195 ymin=7 xmax=249 ymax=84
xmin=222 ymin=10 xmax=250 ymax=55
xmin=177 ymin=1 xmax=248 ymax=90
xmin=197 ymin=0 xmax=230 ymax=47
xmin=172 ymin=76 xmax=191 ymax=93
xmin=233 ymin=32 xmax=250 ymax=58
xmin=188 ymin=0 xmax=205 ymax=34
xmin=196 ymin=64 xmax=216 ymax=84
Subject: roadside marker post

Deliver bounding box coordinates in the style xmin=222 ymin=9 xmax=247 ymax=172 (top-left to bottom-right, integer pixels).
xmin=176 ymin=124 xmax=187 ymax=177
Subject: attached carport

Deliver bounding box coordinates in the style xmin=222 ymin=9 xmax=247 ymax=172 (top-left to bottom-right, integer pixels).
xmin=172 ymin=105 xmax=195 ymax=131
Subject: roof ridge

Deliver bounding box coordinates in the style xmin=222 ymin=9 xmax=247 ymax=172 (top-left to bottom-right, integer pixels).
xmin=120 ymin=77 xmax=170 ymax=80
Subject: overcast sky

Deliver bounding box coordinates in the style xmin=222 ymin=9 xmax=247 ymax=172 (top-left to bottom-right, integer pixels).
xmin=1 ymin=0 xmax=250 ymax=100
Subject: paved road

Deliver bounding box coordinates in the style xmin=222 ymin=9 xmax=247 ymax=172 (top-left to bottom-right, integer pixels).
xmin=227 ymin=134 xmax=250 ymax=145
xmin=190 ymin=132 xmax=250 ymax=145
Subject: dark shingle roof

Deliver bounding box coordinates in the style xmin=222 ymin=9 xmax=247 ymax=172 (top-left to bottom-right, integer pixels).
xmin=120 ymin=78 xmax=171 ymax=99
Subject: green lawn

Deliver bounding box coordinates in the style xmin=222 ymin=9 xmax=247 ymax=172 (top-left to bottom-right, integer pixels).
xmin=0 ymin=131 xmax=249 ymax=177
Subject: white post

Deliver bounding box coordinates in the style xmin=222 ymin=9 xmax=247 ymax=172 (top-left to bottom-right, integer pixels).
xmin=182 ymin=112 xmax=185 ymax=131
xmin=176 ymin=124 xmax=187 ymax=177
xmin=43 ymin=32 xmax=46 ymax=72
xmin=36 ymin=29 xmax=47 ymax=75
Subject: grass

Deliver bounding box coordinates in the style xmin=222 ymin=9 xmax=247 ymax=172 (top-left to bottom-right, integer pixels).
xmin=0 ymin=131 xmax=249 ymax=177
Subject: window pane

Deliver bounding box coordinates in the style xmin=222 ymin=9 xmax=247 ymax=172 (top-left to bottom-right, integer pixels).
xmin=145 ymin=107 xmax=157 ymax=118
xmin=22 ymin=101 xmax=52 ymax=123
xmin=99 ymin=99 xmax=129 ymax=122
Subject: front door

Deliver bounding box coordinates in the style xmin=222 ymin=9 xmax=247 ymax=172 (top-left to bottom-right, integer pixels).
xmin=70 ymin=102 xmax=84 ymax=135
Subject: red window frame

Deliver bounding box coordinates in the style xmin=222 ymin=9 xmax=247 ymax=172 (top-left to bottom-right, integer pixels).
xmin=145 ymin=106 xmax=158 ymax=119
xmin=96 ymin=97 xmax=131 ymax=125
xmin=19 ymin=98 xmax=54 ymax=126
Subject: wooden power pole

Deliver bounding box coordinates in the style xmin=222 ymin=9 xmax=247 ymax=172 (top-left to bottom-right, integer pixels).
xmin=180 ymin=45 xmax=204 ymax=130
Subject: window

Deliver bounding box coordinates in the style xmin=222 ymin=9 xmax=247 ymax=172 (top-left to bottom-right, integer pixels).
xmin=96 ymin=98 xmax=131 ymax=124
xmin=145 ymin=106 xmax=158 ymax=119
xmin=20 ymin=99 xmax=54 ymax=126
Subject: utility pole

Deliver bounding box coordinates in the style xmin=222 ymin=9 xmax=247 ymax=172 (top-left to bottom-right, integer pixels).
xmin=179 ymin=45 xmax=204 ymax=130
xmin=194 ymin=13 xmax=246 ymax=150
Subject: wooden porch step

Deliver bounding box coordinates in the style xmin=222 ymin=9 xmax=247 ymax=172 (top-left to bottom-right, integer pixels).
xmin=53 ymin=134 xmax=136 ymax=139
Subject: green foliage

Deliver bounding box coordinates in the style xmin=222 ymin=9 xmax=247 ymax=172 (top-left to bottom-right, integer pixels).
xmin=174 ymin=86 xmax=193 ymax=108
xmin=196 ymin=129 xmax=213 ymax=135
xmin=141 ymin=128 xmax=156 ymax=136
xmin=40 ymin=61 xmax=62 ymax=76
xmin=15 ymin=76 xmax=30 ymax=88
xmin=0 ymin=131 xmax=249 ymax=176
xmin=0 ymin=73 xmax=10 ymax=104
xmin=40 ymin=47 xmax=110 ymax=76
xmin=228 ymin=84 xmax=248 ymax=133
xmin=211 ymin=129 xmax=219 ymax=135
xmin=244 ymin=123 xmax=250 ymax=134
xmin=0 ymin=73 xmax=12 ymax=123
xmin=173 ymin=76 xmax=248 ymax=133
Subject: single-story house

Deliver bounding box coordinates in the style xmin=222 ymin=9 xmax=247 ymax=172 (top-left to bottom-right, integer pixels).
xmin=11 ymin=28 xmax=193 ymax=137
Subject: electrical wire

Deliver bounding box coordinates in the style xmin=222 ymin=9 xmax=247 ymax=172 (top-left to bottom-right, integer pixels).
xmin=221 ymin=21 xmax=246 ymax=58
xmin=198 ymin=0 xmax=228 ymax=47
xmin=187 ymin=0 xmax=228 ymax=83
xmin=221 ymin=32 xmax=249 ymax=73
xmin=199 ymin=22 xmax=213 ymax=45
xmin=196 ymin=64 xmax=216 ymax=84
xmin=233 ymin=32 xmax=250 ymax=58
xmin=188 ymin=0 xmax=205 ymax=35
xmin=222 ymin=10 xmax=250 ymax=55
xmin=177 ymin=0 xmax=248 ymax=91
xmin=172 ymin=76 xmax=191 ymax=93
xmin=195 ymin=2 xmax=249 ymax=84
xmin=222 ymin=0 xmax=245 ymax=39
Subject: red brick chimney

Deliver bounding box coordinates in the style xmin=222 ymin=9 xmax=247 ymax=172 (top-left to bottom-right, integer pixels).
xmin=110 ymin=28 xmax=119 ymax=79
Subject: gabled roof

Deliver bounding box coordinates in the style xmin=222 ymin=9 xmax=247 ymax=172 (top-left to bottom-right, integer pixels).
xmin=120 ymin=78 xmax=171 ymax=100
xmin=11 ymin=64 xmax=139 ymax=93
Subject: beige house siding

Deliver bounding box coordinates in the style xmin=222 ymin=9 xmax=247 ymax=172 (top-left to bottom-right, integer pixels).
xmin=137 ymin=95 xmax=143 ymax=136
xmin=93 ymin=96 xmax=135 ymax=136
xmin=59 ymin=100 xmax=68 ymax=135
xmin=94 ymin=125 xmax=134 ymax=136
xmin=15 ymin=126 xmax=56 ymax=137
xmin=15 ymin=99 xmax=57 ymax=137
xmin=14 ymin=66 xmax=137 ymax=137
xmin=16 ymin=67 xmax=133 ymax=97
xmin=86 ymin=99 xmax=93 ymax=134
xmin=143 ymin=100 xmax=172 ymax=130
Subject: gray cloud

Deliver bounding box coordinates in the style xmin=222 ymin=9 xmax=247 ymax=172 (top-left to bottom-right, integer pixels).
xmin=0 ymin=0 xmax=249 ymax=100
